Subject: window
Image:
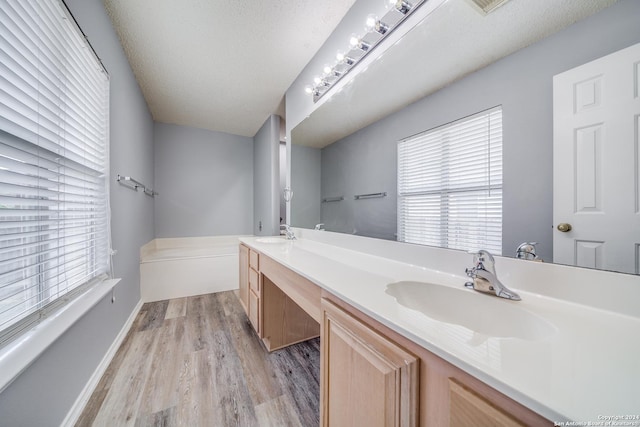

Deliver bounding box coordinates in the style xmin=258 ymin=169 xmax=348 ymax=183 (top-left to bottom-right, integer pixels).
xmin=0 ymin=0 xmax=110 ymax=341
xmin=397 ymin=107 xmax=502 ymax=254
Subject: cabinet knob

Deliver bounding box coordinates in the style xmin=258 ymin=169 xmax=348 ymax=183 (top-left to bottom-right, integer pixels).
xmin=557 ymin=223 xmax=572 ymax=232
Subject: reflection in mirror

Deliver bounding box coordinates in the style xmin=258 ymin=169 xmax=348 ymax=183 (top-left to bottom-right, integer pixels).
xmin=290 ymin=0 xmax=640 ymax=275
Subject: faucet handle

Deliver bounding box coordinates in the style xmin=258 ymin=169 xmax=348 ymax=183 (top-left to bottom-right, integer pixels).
xmin=468 ymin=249 xmax=494 ymax=264
xmin=282 ymin=224 xmax=296 ymax=240
xmin=468 ymin=249 xmax=496 ymax=273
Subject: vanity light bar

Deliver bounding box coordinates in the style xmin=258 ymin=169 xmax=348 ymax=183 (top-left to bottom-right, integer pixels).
xmin=305 ymin=0 xmax=427 ymax=102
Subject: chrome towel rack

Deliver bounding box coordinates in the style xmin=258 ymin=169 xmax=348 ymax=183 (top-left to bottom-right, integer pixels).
xmin=322 ymin=196 xmax=344 ymax=203
xmin=116 ymin=175 xmax=158 ymax=197
xmin=354 ymin=192 xmax=386 ymax=200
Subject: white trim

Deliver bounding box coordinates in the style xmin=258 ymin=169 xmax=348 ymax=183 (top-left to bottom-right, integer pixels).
xmin=61 ymin=298 xmax=143 ymax=427
xmin=0 ymin=278 xmax=121 ymax=393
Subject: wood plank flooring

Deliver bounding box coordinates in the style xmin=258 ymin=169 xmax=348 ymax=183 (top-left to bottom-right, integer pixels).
xmin=76 ymin=291 xmax=320 ymax=427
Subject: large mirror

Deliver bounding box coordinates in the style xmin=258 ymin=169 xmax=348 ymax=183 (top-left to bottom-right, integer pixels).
xmin=290 ymin=0 xmax=640 ymax=275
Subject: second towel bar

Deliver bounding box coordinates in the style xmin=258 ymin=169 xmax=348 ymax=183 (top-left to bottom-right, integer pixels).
xmin=354 ymin=192 xmax=387 ymax=200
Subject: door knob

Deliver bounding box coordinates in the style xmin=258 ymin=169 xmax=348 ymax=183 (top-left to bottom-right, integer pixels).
xmin=557 ymin=223 xmax=572 ymax=232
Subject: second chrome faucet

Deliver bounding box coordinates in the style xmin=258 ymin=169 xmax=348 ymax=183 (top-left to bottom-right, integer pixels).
xmin=465 ymin=250 xmax=521 ymax=301
xmin=280 ymin=224 xmax=297 ymax=240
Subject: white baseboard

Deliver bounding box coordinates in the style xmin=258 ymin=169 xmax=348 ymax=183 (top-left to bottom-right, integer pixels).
xmin=61 ymin=299 xmax=144 ymax=427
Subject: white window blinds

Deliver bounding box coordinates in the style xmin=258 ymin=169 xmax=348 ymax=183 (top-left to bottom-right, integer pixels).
xmin=0 ymin=0 xmax=110 ymax=339
xmin=397 ymin=107 xmax=502 ymax=254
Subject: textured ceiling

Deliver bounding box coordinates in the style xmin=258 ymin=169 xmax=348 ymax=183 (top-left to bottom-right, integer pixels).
xmin=103 ymin=0 xmax=357 ymax=137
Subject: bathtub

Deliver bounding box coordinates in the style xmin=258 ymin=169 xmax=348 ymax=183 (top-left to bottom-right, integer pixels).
xmin=140 ymin=235 xmax=244 ymax=302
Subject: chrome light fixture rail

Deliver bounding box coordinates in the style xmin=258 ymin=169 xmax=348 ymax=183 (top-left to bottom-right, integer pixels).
xmin=305 ymin=0 xmax=428 ymax=103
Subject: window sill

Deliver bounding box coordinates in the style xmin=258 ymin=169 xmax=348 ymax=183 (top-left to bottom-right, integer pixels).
xmin=0 ymin=278 xmax=121 ymax=393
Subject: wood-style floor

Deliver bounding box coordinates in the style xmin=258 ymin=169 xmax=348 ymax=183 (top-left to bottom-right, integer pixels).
xmin=76 ymin=291 xmax=320 ymax=427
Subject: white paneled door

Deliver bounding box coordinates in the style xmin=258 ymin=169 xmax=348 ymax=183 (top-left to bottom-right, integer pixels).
xmin=553 ymin=42 xmax=640 ymax=274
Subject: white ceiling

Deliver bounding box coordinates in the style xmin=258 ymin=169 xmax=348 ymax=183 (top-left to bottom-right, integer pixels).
xmin=102 ymin=0 xmax=358 ymax=137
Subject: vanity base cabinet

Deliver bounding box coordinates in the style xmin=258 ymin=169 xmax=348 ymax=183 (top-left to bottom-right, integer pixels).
xmin=239 ymin=243 xmax=262 ymax=335
xmin=321 ymin=298 xmax=419 ymax=427
xmin=240 ymin=245 xmax=551 ymax=426
xmin=322 ymin=295 xmax=551 ymax=427
xmin=260 ymin=254 xmax=320 ymax=352
xmin=262 ymin=275 xmax=320 ymax=351
xmin=238 ymin=244 xmax=319 ymax=350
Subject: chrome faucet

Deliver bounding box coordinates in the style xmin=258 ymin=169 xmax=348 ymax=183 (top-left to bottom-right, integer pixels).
xmin=516 ymin=242 xmax=540 ymax=261
xmin=280 ymin=224 xmax=296 ymax=240
xmin=314 ymin=223 xmax=325 ymax=231
xmin=465 ymin=250 xmax=521 ymax=301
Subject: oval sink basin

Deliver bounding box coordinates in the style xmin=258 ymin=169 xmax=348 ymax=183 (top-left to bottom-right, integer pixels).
xmin=256 ymin=237 xmax=287 ymax=244
xmin=386 ymin=281 xmax=556 ymax=341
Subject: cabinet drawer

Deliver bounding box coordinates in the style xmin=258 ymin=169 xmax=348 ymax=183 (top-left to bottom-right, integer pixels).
xmin=249 ymin=267 xmax=259 ymax=293
xmin=249 ymin=249 xmax=259 ymax=271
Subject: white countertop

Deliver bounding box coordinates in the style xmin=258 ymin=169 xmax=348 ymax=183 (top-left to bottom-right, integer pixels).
xmin=240 ymin=234 xmax=640 ymax=423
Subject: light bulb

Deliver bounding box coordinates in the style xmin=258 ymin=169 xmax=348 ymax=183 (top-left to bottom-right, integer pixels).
xmin=365 ymin=14 xmax=377 ymax=32
xmin=349 ymin=34 xmax=369 ymax=51
xmin=313 ymin=76 xmax=322 ymax=85
xmin=304 ymin=85 xmax=313 ymax=95
xmin=365 ymin=14 xmax=388 ymax=34
xmin=386 ymin=0 xmax=411 ymax=14
xmin=323 ymin=65 xmax=332 ymax=75
xmin=336 ymin=50 xmax=355 ymax=66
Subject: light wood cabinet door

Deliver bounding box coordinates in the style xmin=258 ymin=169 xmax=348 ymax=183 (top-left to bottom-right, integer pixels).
xmin=449 ymin=379 xmax=525 ymax=427
xmin=238 ymin=244 xmax=249 ymax=313
xmin=248 ymin=288 xmax=260 ymax=334
xmin=241 ymin=244 xmax=261 ymax=335
xmin=321 ymin=299 xmax=419 ymax=427
xmin=249 ymin=267 xmax=260 ymax=294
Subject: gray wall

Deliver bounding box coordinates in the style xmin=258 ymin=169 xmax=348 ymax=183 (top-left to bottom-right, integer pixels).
xmin=291 ymin=144 xmax=321 ymax=229
xmin=0 ymin=0 xmax=155 ymax=425
xmin=154 ymin=122 xmax=254 ymax=237
xmin=253 ymin=115 xmax=281 ymax=236
xmin=316 ymin=0 xmax=640 ymax=261
xmin=321 ymin=124 xmax=397 ymax=240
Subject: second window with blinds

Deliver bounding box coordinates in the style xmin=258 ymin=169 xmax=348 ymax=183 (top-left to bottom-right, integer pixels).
xmin=397 ymin=106 xmax=503 ymax=254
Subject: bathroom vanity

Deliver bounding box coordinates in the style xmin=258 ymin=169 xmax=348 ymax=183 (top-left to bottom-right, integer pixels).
xmin=240 ymin=233 xmax=640 ymax=426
